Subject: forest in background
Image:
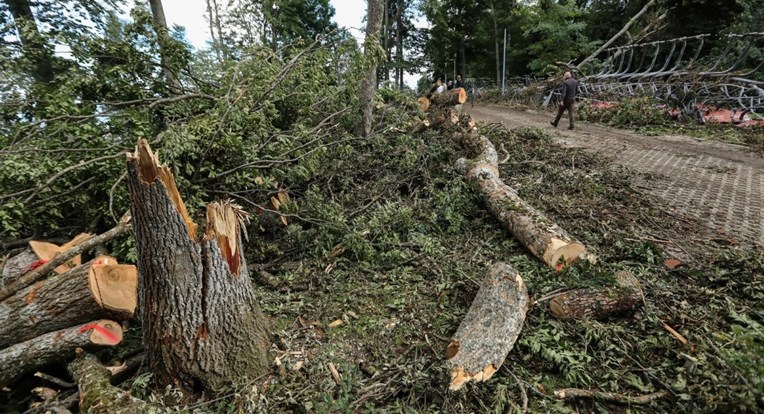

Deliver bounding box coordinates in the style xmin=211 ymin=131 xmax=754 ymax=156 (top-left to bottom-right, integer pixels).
xmin=0 ymin=0 xmax=763 ymax=413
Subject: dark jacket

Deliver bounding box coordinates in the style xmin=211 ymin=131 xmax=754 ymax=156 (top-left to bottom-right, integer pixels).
xmin=454 ymin=79 xmax=464 ymax=89
xmin=560 ymin=78 xmax=578 ymax=101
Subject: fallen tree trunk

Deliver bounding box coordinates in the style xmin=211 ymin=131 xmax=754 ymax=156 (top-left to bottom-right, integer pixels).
xmin=0 ymin=258 xmax=135 ymax=348
xmin=69 ymin=350 xmax=158 ymax=414
xmin=0 ymin=320 xmax=122 ymax=388
xmin=1 ymin=233 xmax=91 ymax=287
xmin=417 ymin=97 xmax=430 ymax=111
xmin=431 ymin=87 xmax=467 ymax=106
xmin=456 ymin=131 xmax=594 ymax=268
xmin=0 ymin=216 xmax=132 ymax=302
xmin=411 ymin=119 xmax=430 ymax=134
xmin=446 ymin=262 xmax=529 ymax=391
xmin=127 ymin=139 xmax=270 ymax=396
xmin=555 ymin=387 xmax=668 ymax=404
xmin=549 ymin=271 xmax=643 ymax=319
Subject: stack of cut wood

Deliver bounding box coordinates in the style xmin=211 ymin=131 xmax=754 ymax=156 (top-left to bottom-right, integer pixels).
xmin=414 ymin=86 xmax=468 ymax=131
xmin=0 ymin=233 xmax=137 ymax=388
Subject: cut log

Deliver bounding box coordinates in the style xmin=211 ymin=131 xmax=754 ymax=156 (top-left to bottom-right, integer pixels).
xmin=411 ymin=119 xmax=430 ymax=134
xmin=127 ymin=139 xmax=270 ymax=396
xmin=69 ymin=350 xmax=158 ymax=414
xmin=0 ymin=320 xmax=122 ymax=388
xmin=431 ymin=87 xmax=467 ymax=106
xmin=0 ymin=257 xmax=135 ymax=349
xmin=549 ymin=271 xmax=643 ymax=319
xmin=417 ymin=97 xmax=430 ymax=111
xmin=0 ymin=217 xmax=131 ymax=302
xmin=1 ymin=233 xmax=91 ymax=286
xmin=447 ymin=262 xmax=528 ymax=391
xmin=456 ymin=131 xmax=595 ymax=268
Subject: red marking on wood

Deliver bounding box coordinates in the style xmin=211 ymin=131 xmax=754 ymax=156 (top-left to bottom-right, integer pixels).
xmin=22 ymin=258 xmax=49 ymax=274
xmin=79 ymin=323 xmax=120 ymax=344
xmin=664 ymin=258 xmax=681 ymax=269
xmin=555 ymin=262 xmax=565 ymax=272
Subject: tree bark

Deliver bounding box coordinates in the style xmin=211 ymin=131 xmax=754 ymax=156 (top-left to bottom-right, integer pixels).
xmin=446 ymin=262 xmax=528 ymax=391
xmin=396 ymin=0 xmax=404 ymax=89
xmin=6 ymin=0 xmax=54 ymax=83
xmin=456 ymin=132 xmax=595 ymax=268
xmin=431 ymin=88 xmax=467 ymax=106
xmin=148 ymin=0 xmax=182 ymax=91
xmin=0 ymin=320 xmax=122 ymax=388
xmin=126 ymin=139 xmax=270 ymax=396
xmin=69 ymin=351 xmax=159 ymax=414
xmin=488 ymin=0 xmax=501 ymax=86
xmin=0 ymin=258 xmax=135 ymax=349
xmin=549 ymin=271 xmax=643 ymax=319
xmin=358 ymin=0 xmax=385 ymax=137
xmin=2 ymin=233 xmax=91 ymax=287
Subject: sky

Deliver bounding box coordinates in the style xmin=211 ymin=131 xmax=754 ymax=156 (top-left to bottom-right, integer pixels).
xmin=160 ymin=0 xmax=423 ymax=87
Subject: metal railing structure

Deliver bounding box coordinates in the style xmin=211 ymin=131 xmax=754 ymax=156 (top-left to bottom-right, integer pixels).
xmin=543 ymin=32 xmax=764 ymax=121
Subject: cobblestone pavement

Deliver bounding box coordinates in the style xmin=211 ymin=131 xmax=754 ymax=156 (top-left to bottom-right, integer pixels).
xmin=467 ymin=104 xmax=764 ymax=247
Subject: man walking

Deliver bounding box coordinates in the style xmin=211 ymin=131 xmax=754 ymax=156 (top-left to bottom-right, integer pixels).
xmin=550 ymin=71 xmax=578 ymax=130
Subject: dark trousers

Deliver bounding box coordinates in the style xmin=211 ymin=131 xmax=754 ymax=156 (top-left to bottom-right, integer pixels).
xmin=553 ymin=99 xmax=576 ymax=127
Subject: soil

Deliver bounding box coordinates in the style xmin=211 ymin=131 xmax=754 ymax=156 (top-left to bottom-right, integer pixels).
xmin=467 ymin=104 xmax=764 ymax=250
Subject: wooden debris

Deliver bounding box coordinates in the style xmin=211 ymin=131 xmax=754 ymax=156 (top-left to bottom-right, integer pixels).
xmin=660 ymin=321 xmax=688 ymax=345
xmin=456 ymin=131 xmax=594 ymax=268
xmin=0 ymin=320 xmax=123 ymax=387
xmin=447 ymin=262 xmax=529 ymax=391
xmin=328 ymin=362 xmax=341 ymax=385
xmin=554 ymin=387 xmax=669 ymax=405
xmin=0 ymin=257 xmax=136 ymax=349
xmin=548 ymin=271 xmax=643 ymax=320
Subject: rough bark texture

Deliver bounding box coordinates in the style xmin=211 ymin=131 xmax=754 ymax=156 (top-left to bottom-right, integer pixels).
xmin=549 ymin=271 xmax=643 ymax=319
xmin=148 ymin=0 xmax=181 ymax=91
xmin=446 ymin=262 xmax=528 ymax=391
xmin=0 ymin=259 xmax=135 ymax=349
xmin=456 ymin=131 xmax=594 ymax=268
xmin=0 ymin=320 xmax=122 ymax=388
xmin=126 ymin=139 xmax=270 ymax=395
xmin=431 ymin=88 xmax=468 ymax=106
xmin=69 ymin=351 xmax=158 ymax=414
xmin=1 ymin=248 xmax=38 ymax=287
xmin=358 ymin=0 xmax=385 ymax=137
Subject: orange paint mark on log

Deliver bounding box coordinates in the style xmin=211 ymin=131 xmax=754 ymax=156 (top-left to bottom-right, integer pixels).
xmin=22 ymin=258 xmax=49 ymax=274
xmin=555 ymin=262 xmax=565 ymax=272
xmin=80 ymin=323 xmax=120 ymax=344
xmin=25 ymin=282 xmax=43 ymax=304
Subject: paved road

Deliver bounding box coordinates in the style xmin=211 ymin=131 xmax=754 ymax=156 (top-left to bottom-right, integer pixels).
xmin=467 ymin=104 xmax=764 ymax=247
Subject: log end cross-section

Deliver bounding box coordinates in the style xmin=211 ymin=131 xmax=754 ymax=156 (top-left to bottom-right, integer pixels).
xmin=88 ymin=261 xmax=137 ymax=316
xmin=447 ymin=262 xmax=529 ymax=391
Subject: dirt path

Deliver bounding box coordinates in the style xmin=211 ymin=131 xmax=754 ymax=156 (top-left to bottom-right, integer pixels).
xmin=467 ymin=104 xmax=764 ymax=247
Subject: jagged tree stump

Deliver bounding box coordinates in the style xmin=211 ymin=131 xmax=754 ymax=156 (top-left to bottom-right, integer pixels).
xmin=446 ymin=262 xmax=529 ymax=391
xmin=549 ymin=271 xmax=643 ymax=319
xmin=0 ymin=257 xmax=135 ymax=348
xmin=126 ymin=139 xmax=270 ymax=396
xmin=0 ymin=320 xmax=122 ymax=388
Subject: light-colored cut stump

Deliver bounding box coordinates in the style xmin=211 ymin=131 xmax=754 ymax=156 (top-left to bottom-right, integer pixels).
xmin=0 ymin=257 xmax=135 ymax=349
xmin=418 ymin=97 xmax=430 ymax=111
xmin=0 ymin=320 xmax=122 ymax=387
xmin=432 ymin=87 xmax=467 ymax=106
xmin=447 ymin=263 xmax=529 ymax=391
xmin=549 ymin=271 xmax=643 ymax=319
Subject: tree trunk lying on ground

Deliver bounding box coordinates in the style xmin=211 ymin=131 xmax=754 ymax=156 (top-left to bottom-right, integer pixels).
xmin=431 ymin=87 xmax=467 ymax=106
xmin=1 ymin=233 xmax=91 ymax=286
xmin=549 ymin=271 xmax=643 ymax=319
xmin=0 ymin=320 xmax=122 ymax=388
xmin=126 ymin=138 xmax=271 ymax=396
xmin=455 ymin=129 xmax=595 ymax=268
xmin=0 ymin=257 xmax=135 ymax=348
xmin=69 ymin=350 xmax=158 ymax=414
xmin=446 ymin=262 xmax=529 ymax=391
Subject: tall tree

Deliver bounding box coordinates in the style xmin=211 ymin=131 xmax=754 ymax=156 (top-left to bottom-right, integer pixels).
xmin=5 ymin=0 xmax=54 ymax=84
xmin=148 ymin=0 xmax=181 ymax=91
xmin=359 ymin=0 xmax=384 ymax=137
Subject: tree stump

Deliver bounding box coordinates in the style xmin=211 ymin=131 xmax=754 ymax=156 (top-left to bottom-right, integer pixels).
xmin=446 ymin=262 xmax=529 ymax=391
xmin=0 ymin=320 xmax=122 ymax=387
xmin=126 ymin=139 xmax=270 ymax=396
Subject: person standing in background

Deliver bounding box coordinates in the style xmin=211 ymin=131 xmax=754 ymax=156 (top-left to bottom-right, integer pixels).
xmin=550 ymin=71 xmax=578 ymax=130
